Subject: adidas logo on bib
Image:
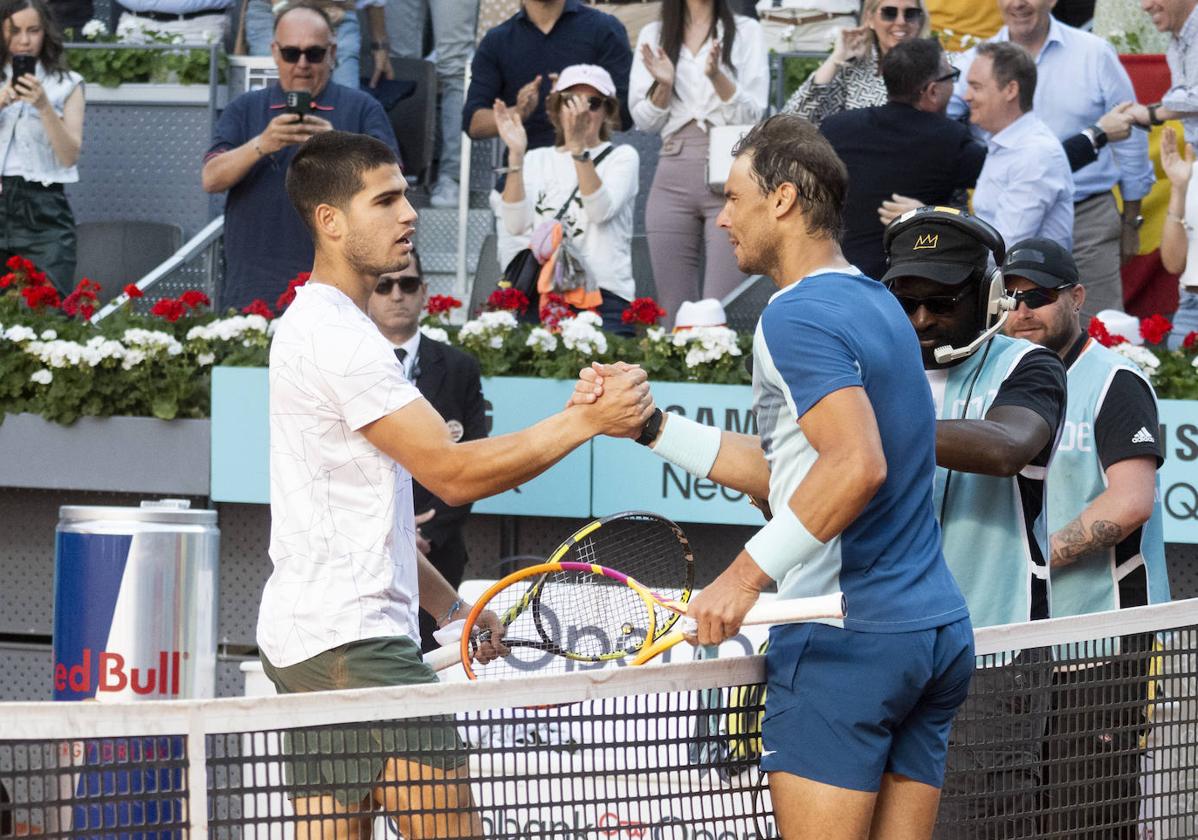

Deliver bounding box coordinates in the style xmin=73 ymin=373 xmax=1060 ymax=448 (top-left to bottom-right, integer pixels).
xmin=1131 ymin=426 xmax=1156 ymax=444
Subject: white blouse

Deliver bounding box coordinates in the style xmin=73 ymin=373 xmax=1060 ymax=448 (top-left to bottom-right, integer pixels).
xmin=629 ymin=16 xmax=769 ymax=139
xmin=0 ymin=61 xmax=84 ymax=185
xmin=1181 ymin=162 xmax=1198 ymax=292
xmin=501 ymin=141 xmax=640 ymax=302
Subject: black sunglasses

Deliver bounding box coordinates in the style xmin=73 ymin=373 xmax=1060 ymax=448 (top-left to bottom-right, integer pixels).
xmin=566 ymin=94 xmax=606 ymax=112
xmin=935 ymin=67 xmax=961 ymax=84
xmin=278 ymin=45 xmax=329 ymax=64
xmin=891 ymin=288 xmax=971 ymax=317
xmin=374 ymin=275 xmax=423 ymax=295
xmin=878 ymin=5 xmax=924 ymax=23
xmin=1009 ymin=287 xmax=1071 ymax=310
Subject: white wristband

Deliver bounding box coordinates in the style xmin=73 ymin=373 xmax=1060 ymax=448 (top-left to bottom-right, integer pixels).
xmin=650 ymin=413 xmax=722 ymax=478
xmin=744 ymin=502 xmax=826 ymax=583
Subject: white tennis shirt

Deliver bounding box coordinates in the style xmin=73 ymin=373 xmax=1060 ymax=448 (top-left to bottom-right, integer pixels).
xmin=258 ymin=282 xmax=424 ymax=668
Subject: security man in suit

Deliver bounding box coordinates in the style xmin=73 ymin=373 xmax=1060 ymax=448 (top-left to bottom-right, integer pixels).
xmin=367 ymin=250 xmax=488 ymax=650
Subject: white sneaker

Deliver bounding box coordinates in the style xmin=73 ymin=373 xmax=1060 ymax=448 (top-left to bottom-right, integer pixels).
xmin=429 ymin=177 xmax=459 ymax=208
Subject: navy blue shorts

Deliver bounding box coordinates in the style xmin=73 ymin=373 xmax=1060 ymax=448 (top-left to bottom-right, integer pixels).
xmin=760 ymin=618 xmax=974 ymax=792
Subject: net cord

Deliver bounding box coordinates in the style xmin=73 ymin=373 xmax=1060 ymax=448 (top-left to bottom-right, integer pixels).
xmin=2 ymin=598 xmax=1196 ymax=741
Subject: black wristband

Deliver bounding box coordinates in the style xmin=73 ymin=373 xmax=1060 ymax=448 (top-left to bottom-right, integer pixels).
xmin=636 ymin=408 xmax=663 ymax=447
xmin=1148 ymin=103 xmax=1164 ymax=126
xmin=1085 ymin=124 xmax=1108 ymax=150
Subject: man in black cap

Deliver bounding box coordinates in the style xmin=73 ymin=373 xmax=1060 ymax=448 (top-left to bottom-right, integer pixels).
xmin=881 ymin=206 xmax=1067 ymax=838
xmin=1002 ymin=237 xmax=1170 ymax=837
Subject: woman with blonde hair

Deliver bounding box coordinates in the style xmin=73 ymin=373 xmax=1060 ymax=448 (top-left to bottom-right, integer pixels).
xmin=630 ymin=0 xmax=767 ymax=325
xmin=785 ymin=0 xmax=928 ymax=126
xmin=495 ymin=63 xmax=640 ymax=335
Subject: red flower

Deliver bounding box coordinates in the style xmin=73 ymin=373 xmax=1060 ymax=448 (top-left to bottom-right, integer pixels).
xmin=123 ymin=284 xmax=144 ymax=298
xmin=241 ymin=299 xmax=274 ymax=319
xmin=180 ymin=290 xmax=211 ymax=310
xmin=5 ymin=254 xmax=35 ymax=274
xmin=276 ymin=272 xmax=310 ymax=312
xmin=150 ymin=297 xmax=187 ymax=323
xmin=1088 ymin=317 xmax=1128 ymax=348
xmin=61 ymin=279 xmax=101 ymax=320
xmin=1183 ymin=331 xmax=1198 ymax=351
xmin=1140 ymin=314 xmax=1173 ymax=346
xmin=21 ymin=284 xmax=60 ymax=310
xmin=539 ymin=293 xmax=572 ymax=332
xmin=0 ymin=273 xmax=15 ymax=289
xmin=621 ymin=296 xmax=666 ymax=326
xmin=486 ymin=287 xmax=530 ymax=314
xmin=426 ymin=294 xmax=463 ymax=315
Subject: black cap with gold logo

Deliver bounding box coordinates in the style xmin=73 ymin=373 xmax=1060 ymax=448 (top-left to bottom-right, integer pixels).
xmin=882 ymin=209 xmax=995 ymax=287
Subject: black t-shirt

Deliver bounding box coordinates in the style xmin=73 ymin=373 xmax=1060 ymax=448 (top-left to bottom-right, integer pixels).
xmin=988 ymin=344 xmax=1068 ymax=620
xmin=1062 ymin=334 xmax=1165 ymax=606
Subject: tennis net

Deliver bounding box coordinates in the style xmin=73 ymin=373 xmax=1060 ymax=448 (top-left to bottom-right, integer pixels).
xmin=1 ymin=599 xmax=1196 ymax=840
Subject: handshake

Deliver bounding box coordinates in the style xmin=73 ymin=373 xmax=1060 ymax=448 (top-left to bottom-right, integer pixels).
xmin=566 ymin=362 xmax=659 ymax=442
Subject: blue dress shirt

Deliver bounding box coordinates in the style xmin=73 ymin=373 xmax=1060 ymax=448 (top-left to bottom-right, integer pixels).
xmin=948 ymin=17 xmax=1155 ymax=202
xmin=973 ymin=112 xmax=1075 ymax=250
xmin=462 ymin=0 xmax=633 ymax=152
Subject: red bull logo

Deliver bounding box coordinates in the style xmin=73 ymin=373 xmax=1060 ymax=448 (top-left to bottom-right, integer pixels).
xmin=53 ymin=649 xmax=187 ymax=696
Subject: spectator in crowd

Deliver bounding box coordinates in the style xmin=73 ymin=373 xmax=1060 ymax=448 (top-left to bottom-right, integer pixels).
xmin=949 ymin=0 xmax=1155 ymax=323
xmin=0 ymin=0 xmax=84 ymax=294
xmin=882 ymin=207 xmax=1067 ymax=838
xmin=494 ymin=64 xmax=639 ymax=334
xmin=387 ymin=1 xmax=478 ymax=208
xmin=783 ymin=0 xmax=928 ymax=126
xmin=1130 ymin=0 xmax=1198 ymax=145
xmin=820 ymin=38 xmax=985 ymax=279
xmin=244 ymin=0 xmax=393 ymax=89
xmin=464 ymin=0 xmax=632 ymax=151
xmin=1160 ymin=125 xmax=1198 ymax=346
xmin=964 ymin=42 xmax=1074 ymax=250
xmin=202 ymin=4 xmax=398 ymax=311
xmin=630 ymin=0 xmax=767 ymax=324
xmin=44 ymin=0 xmax=90 ymax=34
xmin=1000 ymin=237 xmax=1170 ymax=837
xmin=366 ymin=249 xmax=487 ymax=653
xmin=752 ymin=0 xmax=858 ymax=53
xmin=923 ymin=0 xmax=1001 ymax=50
xmin=114 ymin=0 xmax=232 ymax=43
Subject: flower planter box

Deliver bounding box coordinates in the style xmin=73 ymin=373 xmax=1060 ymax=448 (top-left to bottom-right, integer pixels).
xmin=0 ymin=412 xmax=209 ymax=495
xmin=86 ymin=83 xmax=220 ymax=106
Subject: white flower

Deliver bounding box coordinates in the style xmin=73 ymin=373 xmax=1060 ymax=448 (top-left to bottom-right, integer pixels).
xmin=115 ymin=18 xmax=147 ymax=41
xmin=1192 ymin=355 xmax=1198 ymax=371
xmin=4 ymin=325 xmax=36 ymax=343
xmin=122 ymin=328 xmax=183 ymax=356
xmin=197 ymin=352 xmax=216 ymax=366
xmin=675 ymin=326 xmax=742 ymax=368
xmin=81 ymin=18 xmax=108 ymax=38
xmin=488 ymin=335 xmax=504 ymax=349
xmin=526 ymin=327 xmax=558 ymax=353
xmin=478 ymin=310 xmax=519 ymax=330
xmin=121 ymin=348 xmax=147 ymax=369
xmin=30 ymin=369 xmax=52 ymax=385
xmin=559 ymin=315 xmax=608 ymax=357
xmin=40 ymin=329 xmax=57 ymax=340
xmin=645 ymin=327 xmax=666 ymax=343
xmin=1112 ymin=343 xmax=1161 ymax=377
xmin=420 ymin=325 xmax=450 ymax=344
xmin=186 ymin=314 xmax=269 ymax=343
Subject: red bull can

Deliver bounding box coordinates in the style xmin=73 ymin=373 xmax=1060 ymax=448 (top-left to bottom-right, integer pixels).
xmin=52 ymin=499 xmax=219 ymax=839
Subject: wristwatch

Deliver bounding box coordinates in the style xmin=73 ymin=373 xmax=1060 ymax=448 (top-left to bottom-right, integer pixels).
xmin=1125 ymin=214 xmax=1145 ymax=229
xmin=1148 ymin=103 xmax=1164 ymax=126
xmin=370 ymin=40 xmax=390 ymax=51
xmin=571 ymin=149 xmax=591 ymax=162
xmin=1081 ymin=124 xmax=1108 ymax=152
xmin=636 ymin=408 xmax=663 ymax=447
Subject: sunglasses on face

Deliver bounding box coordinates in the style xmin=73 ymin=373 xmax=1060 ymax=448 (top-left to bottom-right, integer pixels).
xmin=565 ymin=94 xmax=606 ymax=112
xmin=1009 ymin=286 xmax=1070 ymax=310
xmin=374 ymin=275 xmax=423 ymax=295
xmin=891 ymin=288 xmax=970 ymax=317
xmin=935 ymin=67 xmax=961 ymax=83
xmin=278 ymin=45 xmax=329 ymax=64
xmin=878 ymin=5 xmax=924 ymax=23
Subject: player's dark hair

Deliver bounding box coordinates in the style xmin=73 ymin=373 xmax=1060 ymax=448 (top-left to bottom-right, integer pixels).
xmin=286 ymin=131 xmax=399 ymax=238
xmin=882 ymin=38 xmax=944 ymax=105
xmin=732 ymin=114 xmax=847 ymax=241
xmin=977 ymin=41 xmax=1036 ymax=113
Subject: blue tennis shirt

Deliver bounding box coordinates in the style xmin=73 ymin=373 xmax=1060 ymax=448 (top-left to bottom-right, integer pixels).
xmin=752 ymin=269 xmax=968 ymax=633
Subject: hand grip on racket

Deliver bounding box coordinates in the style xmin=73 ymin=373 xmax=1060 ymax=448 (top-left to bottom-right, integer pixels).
xmin=631 ymin=591 xmax=846 ymax=666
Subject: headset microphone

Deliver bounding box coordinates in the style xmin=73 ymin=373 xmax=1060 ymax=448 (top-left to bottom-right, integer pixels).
xmin=933 ymin=293 xmax=1016 ymax=364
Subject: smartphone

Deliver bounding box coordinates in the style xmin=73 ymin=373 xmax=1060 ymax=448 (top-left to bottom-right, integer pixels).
xmin=284 ymin=90 xmax=311 ymax=122
xmin=11 ymin=55 xmax=36 ymax=86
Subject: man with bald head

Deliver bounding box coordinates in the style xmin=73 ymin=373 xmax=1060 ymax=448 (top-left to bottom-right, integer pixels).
xmin=202 ymin=4 xmax=399 ymax=312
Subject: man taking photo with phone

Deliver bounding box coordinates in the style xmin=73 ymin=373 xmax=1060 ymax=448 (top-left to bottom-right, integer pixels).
xmin=202 ymin=3 xmax=398 ymax=314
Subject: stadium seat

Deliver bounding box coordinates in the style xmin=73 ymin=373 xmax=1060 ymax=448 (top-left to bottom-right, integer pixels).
xmin=721 ymin=274 xmax=773 ymax=332
xmin=73 ymin=220 xmax=184 ymax=305
xmin=631 ymin=234 xmax=656 ymax=301
xmin=468 ymin=232 xmax=501 ymax=317
xmin=386 ymin=57 xmax=437 ymax=186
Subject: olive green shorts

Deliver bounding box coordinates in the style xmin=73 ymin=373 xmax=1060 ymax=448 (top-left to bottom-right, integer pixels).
xmin=261 ymin=636 xmax=467 ymax=804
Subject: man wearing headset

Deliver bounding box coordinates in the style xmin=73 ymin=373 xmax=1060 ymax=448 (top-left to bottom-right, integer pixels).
xmin=882 ymin=206 xmax=1067 ymax=838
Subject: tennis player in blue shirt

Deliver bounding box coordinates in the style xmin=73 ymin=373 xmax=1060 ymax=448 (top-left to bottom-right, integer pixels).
xmin=574 ymin=113 xmax=972 ymax=840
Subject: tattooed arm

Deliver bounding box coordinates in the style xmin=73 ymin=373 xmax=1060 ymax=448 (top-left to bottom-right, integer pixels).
xmin=1050 ymin=456 xmax=1158 ymax=568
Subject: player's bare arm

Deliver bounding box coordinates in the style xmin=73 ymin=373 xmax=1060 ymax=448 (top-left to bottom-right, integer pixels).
xmin=362 ymin=368 xmax=652 ymax=507
xmin=935 ymin=404 xmax=1052 ymax=477
xmin=686 ymin=386 xmax=887 ymax=646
